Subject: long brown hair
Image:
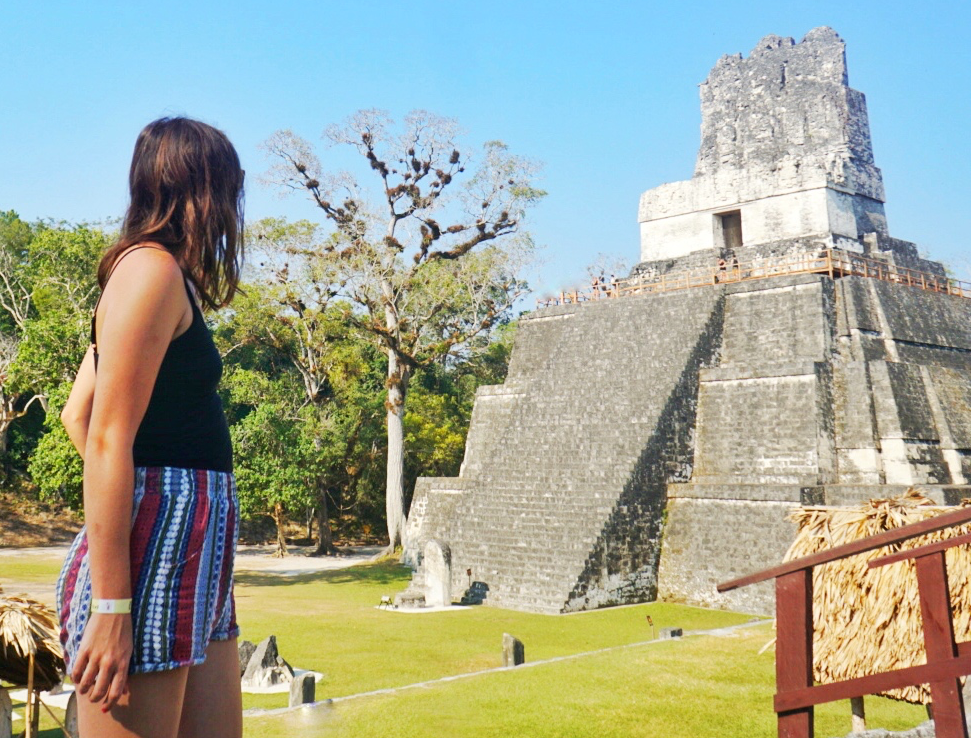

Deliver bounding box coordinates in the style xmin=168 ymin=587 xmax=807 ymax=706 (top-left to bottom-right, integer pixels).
xmin=99 ymin=117 xmax=244 ymax=309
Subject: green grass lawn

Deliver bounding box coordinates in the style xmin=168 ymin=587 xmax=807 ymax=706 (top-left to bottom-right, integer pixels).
xmin=234 ymin=562 xmax=756 ymax=710
xmin=1 ymin=554 xmax=930 ymax=738
xmin=244 ymin=624 xmax=928 ymax=738
xmin=0 ymin=555 xmax=65 ymax=583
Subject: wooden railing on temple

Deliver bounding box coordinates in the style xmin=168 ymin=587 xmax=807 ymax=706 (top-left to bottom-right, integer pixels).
xmin=718 ymin=507 xmax=971 ymax=738
xmin=536 ymin=249 xmax=971 ymax=308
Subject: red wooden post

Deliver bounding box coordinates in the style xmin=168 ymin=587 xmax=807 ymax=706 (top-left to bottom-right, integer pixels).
xmin=776 ymin=569 xmax=814 ymax=738
xmin=915 ymin=553 xmax=968 ymax=738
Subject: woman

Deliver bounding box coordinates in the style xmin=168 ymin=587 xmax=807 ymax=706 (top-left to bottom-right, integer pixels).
xmin=55 ymin=117 xmax=244 ymax=738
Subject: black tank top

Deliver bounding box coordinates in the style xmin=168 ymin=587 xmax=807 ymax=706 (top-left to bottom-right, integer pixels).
xmin=91 ymin=248 xmax=233 ymax=473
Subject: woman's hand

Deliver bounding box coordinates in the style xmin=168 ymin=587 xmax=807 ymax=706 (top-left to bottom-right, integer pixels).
xmin=71 ymin=612 xmax=133 ymax=712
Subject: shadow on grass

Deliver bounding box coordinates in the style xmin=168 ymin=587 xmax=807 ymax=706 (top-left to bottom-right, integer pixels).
xmin=234 ymin=561 xmax=412 ymax=589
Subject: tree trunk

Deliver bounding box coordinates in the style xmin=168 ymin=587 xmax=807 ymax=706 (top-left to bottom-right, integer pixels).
xmin=272 ymin=501 xmax=288 ymax=557
xmin=381 ymin=278 xmax=409 ymax=555
xmin=385 ymin=347 xmax=409 ymax=553
xmin=314 ymin=488 xmax=335 ymax=555
xmin=0 ymin=392 xmax=42 ymax=456
xmin=850 ymin=695 xmax=865 ymax=733
xmin=0 ymin=399 xmax=20 ymax=456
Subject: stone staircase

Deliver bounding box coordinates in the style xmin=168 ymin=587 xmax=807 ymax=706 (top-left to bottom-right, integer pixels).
xmin=407 ymin=286 xmax=727 ymax=613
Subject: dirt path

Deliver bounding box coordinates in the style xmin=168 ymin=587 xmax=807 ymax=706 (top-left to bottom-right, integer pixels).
xmin=0 ymin=545 xmax=384 ymax=605
xmin=0 ymin=494 xmax=82 ymax=548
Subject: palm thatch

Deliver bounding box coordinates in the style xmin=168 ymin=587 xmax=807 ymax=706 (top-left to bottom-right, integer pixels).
xmin=0 ymin=594 xmax=65 ymax=690
xmin=785 ymin=490 xmax=971 ymax=704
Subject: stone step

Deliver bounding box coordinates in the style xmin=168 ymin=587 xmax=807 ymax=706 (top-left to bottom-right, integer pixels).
xmin=453 ymin=541 xmax=600 ymax=558
xmin=458 ymin=488 xmax=622 ymax=502
xmin=457 ymin=506 xmax=617 ymax=522
xmin=451 ymin=545 xmax=594 ymax=563
xmin=461 ymin=505 xmax=620 ymax=515
xmin=406 ymin=282 xmax=724 ymax=614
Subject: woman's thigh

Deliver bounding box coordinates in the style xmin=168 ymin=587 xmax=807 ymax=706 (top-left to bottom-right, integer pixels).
xmin=178 ymin=638 xmax=243 ymax=738
xmin=78 ymin=666 xmax=189 ymax=738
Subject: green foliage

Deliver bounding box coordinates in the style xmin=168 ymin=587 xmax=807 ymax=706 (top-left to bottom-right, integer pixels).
xmin=0 ymin=211 xmax=518 ymax=539
xmin=403 ymin=322 xmax=517 ymax=495
xmin=0 ymin=211 xmax=31 ymax=339
xmin=228 ymin=370 xmax=320 ymax=521
xmin=4 ymin=400 xmax=44 ymax=474
xmin=404 ymin=384 xmax=467 ymax=477
xmin=0 ymin=216 xmax=108 ymax=499
xmin=217 ymin=262 xmax=390 ymax=535
xmin=0 ymin=210 xmax=32 ymax=252
xmin=27 ymin=384 xmax=83 ymax=506
xmin=9 ymin=223 xmax=108 ymax=393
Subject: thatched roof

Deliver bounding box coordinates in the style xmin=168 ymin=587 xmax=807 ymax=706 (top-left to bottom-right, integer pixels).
xmin=784 ymin=490 xmax=971 ymax=704
xmin=0 ymin=594 xmax=65 ymax=690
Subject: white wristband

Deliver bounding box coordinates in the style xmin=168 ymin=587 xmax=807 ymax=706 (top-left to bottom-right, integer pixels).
xmin=91 ymin=598 xmax=132 ymax=614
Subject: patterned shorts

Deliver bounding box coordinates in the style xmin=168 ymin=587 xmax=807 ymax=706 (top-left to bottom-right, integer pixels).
xmin=56 ymin=466 xmax=240 ymax=674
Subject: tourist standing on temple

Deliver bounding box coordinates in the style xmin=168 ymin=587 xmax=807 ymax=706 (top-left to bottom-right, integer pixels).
xmin=56 ymin=117 xmax=244 ymax=738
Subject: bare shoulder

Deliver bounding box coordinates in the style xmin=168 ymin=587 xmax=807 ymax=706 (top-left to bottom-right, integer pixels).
xmin=110 ymin=243 xmax=181 ymax=280
xmin=104 ymin=245 xmax=182 ymax=294
xmin=98 ymin=244 xmax=185 ymax=326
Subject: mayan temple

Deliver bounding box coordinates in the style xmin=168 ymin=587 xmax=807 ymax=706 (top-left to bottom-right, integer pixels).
xmin=402 ymin=27 xmax=971 ymax=615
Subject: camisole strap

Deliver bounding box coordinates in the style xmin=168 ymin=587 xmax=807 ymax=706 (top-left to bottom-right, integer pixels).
xmin=90 ymin=245 xmax=182 ymax=368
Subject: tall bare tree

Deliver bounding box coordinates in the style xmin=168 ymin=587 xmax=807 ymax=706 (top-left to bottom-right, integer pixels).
xmin=263 ymin=110 xmax=544 ymax=550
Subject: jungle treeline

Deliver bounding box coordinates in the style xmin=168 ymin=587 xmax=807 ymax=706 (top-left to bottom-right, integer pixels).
xmin=0 ymin=211 xmax=517 ymax=551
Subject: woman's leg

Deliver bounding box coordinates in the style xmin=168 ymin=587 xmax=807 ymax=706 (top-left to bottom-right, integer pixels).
xmin=177 ymin=638 xmax=243 ymax=738
xmin=77 ymin=667 xmax=189 ymax=738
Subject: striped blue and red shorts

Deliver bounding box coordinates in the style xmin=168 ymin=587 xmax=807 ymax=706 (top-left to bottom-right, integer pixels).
xmin=56 ymin=466 xmax=240 ymax=674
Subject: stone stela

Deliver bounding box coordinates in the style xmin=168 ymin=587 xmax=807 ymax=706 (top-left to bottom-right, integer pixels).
xmin=403 ymin=27 xmax=971 ymax=616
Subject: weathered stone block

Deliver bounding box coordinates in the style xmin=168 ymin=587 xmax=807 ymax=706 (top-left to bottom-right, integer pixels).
xmin=639 ymin=28 xmax=886 ymax=263
xmin=394 ymin=589 xmax=425 ymax=609
xmin=422 ymin=540 xmax=451 ymax=608
xmin=502 ymin=634 xmax=525 ymax=667
xmin=288 ymin=673 xmax=316 ymax=707
xmin=237 ymin=640 xmax=256 ymax=678
xmin=926 ymin=366 xmax=971 ymax=448
xmin=658 ymin=494 xmax=801 ymax=614
xmin=242 ymin=636 xmax=294 ymax=689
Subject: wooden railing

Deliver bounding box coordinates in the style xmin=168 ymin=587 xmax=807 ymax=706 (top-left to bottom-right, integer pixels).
xmin=718 ymin=507 xmax=971 ymax=738
xmin=537 ymin=250 xmax=971 ymax=308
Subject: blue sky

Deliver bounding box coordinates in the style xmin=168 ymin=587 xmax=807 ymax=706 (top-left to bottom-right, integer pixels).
xmin=2 ymin=0 xmax=968 ymax=295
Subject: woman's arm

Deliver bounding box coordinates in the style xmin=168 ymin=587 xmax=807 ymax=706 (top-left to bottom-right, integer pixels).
xmin=61 ymin=346 xmax=96 ymax=458
xmin=71 ymin=247 xmax=187 ymax=711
